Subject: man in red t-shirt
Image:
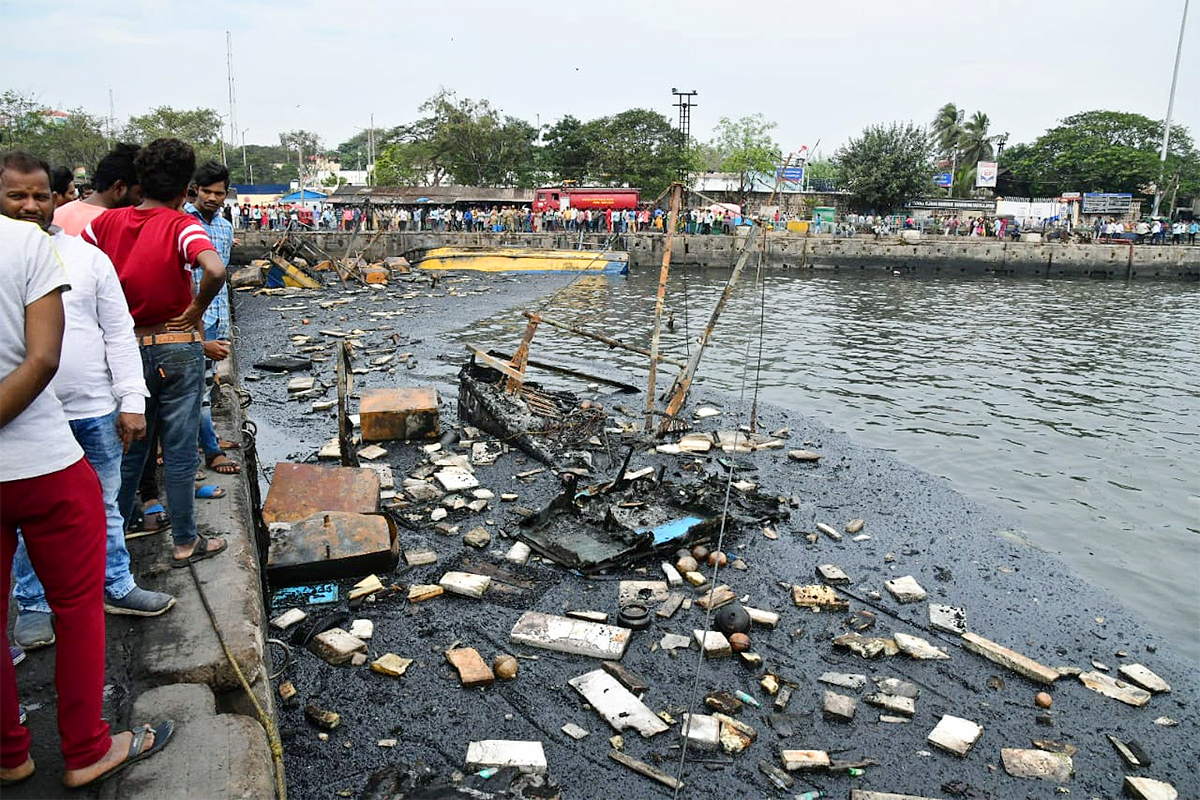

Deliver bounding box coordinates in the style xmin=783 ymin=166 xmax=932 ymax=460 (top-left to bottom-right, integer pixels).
xmin=83 ymin=139 xmax=228 ymax=567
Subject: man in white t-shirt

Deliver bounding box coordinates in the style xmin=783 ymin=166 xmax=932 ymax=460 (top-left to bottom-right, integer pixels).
xmin=1 ymin=154 xmax=175 ymax=652
xmin=0 ymin=153 xmax=174 ymax=786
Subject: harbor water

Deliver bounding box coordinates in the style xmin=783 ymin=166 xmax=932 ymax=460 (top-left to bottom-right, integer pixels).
xmin=458 ymin=270 xmax=1200 ymax=661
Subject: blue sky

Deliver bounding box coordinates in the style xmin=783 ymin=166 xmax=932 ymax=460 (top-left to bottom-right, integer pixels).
xmin=2 ymin=0 xmax=1196 ymax=160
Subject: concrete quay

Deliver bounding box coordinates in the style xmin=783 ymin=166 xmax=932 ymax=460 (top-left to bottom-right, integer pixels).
xmin=7 ymin=353 xmax=278 ymax=800
xmin=231 ymin=229 xmax=1200 ymax=280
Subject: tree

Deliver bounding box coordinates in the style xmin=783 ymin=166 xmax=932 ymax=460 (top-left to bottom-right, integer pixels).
xmin=580 ymin=108 xmax=685 ymax=197
xmin=710 ymin=114 xmax=780 ymax=202
xmin=931 ymin=103 xmax=964 ymax=161
xmin=0 ymin=91 xmax=110 ymax=171
xmin=835 ymin=122 xmax=933 ymax=213
xmin=541 ymin=115 xmax=593 ymax=183
xmin=1000 ymin=111 xmax=1199 ymax=201
xmin=416 ymin=91 xmax=538 ymax=187
xmin=804 ymin=158 xmax=841 ymax=191
xmin=228 ymin=143 xmax=297 ymax=185
xmin=374 ymin=139 xmax=440 ymax=186
xmin=126 ymin=106 xmax=222 ymax=162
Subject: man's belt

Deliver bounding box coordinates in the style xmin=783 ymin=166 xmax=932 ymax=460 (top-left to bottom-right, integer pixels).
xmin=138 ymin=331 xmax=202 ymax=346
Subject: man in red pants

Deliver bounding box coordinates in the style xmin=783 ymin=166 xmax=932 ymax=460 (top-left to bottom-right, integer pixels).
xmin=0 ymin=160 xmax=172 ymax=788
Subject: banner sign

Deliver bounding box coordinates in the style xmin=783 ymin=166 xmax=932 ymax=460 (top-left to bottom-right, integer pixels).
xmin=975 ymin=161 xmax=998 ymax=188
xmin=907 ymin=197 xmax=994 ymax=211
xmin=935 ymin=172 xmax=953 ymax=188
xmin=776 ymin=166 xmax=805 ymax=183
xmin=1081 ymin=193 xmax=1132 ymax=214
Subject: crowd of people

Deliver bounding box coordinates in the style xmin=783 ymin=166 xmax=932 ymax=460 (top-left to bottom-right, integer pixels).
xmin=1092 ymin=217 xmax=1198 ymax=244
xmin=1 ymin=139 xmax=243 ymax=787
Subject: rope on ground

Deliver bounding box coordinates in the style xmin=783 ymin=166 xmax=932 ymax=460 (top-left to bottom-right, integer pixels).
xmin=187 ymin=560 xmax=287 ymax=800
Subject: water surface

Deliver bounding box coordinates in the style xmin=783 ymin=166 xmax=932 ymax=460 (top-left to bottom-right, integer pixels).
xmin=460 ymin=270 xmax=1200 ymax=656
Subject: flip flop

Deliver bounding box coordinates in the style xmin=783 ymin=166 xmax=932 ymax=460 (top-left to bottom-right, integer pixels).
xmin=194 ymin=484 xmax=226 ymax=499
xmin=206 ymin=453 xmax=241 ymax=475
xmin=136 ymin=502 xmax=171 ymax=532
xmin=66 ymin=720 xmax=174 ymax=789
xmin=171 ymin=533 xmax=228 ymax=568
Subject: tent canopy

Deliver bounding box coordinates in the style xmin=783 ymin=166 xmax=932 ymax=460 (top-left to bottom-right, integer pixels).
xmin=279 ymin=189 xmax=327 ymax=202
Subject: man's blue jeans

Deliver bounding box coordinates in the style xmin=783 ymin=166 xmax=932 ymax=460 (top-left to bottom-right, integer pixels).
xmin=118 ymin=341 xmax=204 ymax=548
xmin=12 ymin=410 xmax=136 ymax=611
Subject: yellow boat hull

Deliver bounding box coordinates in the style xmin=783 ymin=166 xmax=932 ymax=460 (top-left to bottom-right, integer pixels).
xmin=413 ymin=247 xmax=629 ymax=273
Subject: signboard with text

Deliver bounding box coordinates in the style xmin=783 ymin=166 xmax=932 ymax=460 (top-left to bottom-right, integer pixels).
xmin=1081 ymin=193 xmax=1132 ymax=214
xmin=776 ymin=166 xmax=805 ymax=183
xmin=935 ymin=172 xmax=953 ymax=188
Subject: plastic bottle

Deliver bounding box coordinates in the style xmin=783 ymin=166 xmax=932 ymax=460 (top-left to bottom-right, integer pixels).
xmin=735 ymin=690 xmax=761 ymax=708
xmin=477 ymin=768 xmax=498 ymax=779
xmin=795 ymin=791 xmax=824 ymax=800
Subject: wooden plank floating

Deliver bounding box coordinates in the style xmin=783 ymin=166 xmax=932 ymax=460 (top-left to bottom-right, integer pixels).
xmin=961 ymin=631 xmax=1060 ymax=685
xmin=510 ymin=611 xmax=631 ymax=660
xmin=568 ymin=669 xmax=669 ymax=738
xmin=1078 ymin=670 xmax=1152 ymax=707
xmin=607 ymin=749 xmax=683 ymax=791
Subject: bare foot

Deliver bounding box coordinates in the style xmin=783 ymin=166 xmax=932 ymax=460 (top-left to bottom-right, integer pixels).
xmin=172 ymin=535 xmax=226 ymax=562
xmin=0 ymin=757 xmax=34 ymax=784
xmin=62 ymin=728 xmax=154 ymax=788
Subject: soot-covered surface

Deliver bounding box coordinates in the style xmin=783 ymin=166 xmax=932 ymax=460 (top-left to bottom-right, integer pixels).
xmin=232 ymin=272 xmax=1195 ymax=799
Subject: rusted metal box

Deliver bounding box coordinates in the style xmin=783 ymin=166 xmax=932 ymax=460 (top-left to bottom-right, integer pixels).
xmin=359 ymin=387 xmax=440 ymax=442
xmin=262 ymin=462 xmax=380 ymax=524
xmin=267 ymin=511 xmax=398 ymax=584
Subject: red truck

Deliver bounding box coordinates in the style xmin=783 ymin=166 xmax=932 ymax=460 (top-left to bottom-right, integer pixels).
xmin=532 ymin=184 xmax=640 ymax=213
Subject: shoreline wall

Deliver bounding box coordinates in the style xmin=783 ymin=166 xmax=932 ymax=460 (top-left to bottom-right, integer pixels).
xmin=231 ymin=230 xmax=1200 ymax=280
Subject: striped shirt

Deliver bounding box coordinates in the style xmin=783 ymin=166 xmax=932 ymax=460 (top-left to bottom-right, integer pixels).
xmin=82 ymin=206 xmax=216 ymax=329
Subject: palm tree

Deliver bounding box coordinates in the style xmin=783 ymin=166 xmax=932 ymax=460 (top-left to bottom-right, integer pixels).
xmin=960 ymin=111 xmax=995 ymax=167
xmin=931 ymin=103 xmax=964 ymax=160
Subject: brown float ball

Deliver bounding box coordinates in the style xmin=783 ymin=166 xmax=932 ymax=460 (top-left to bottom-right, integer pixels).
xmin=494 ymin=655 xmax=519 ymax=680
xmin=1035 ymin=692 xmax=1053 ymax=708
xmin=676 ymin=556 xmax=699 ymax=573
xmin=675 ymin=548 xmax=692 ymax=560
xmin=707 ymin=551 xmax=727 ymax=567
xmin=729 ymin=633 xmax=751 ymax=652
xmin=691 ymin=545 xmax=710 ymax=561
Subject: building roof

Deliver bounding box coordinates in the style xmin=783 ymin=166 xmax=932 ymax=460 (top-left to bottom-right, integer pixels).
xmin=325 ymin=185 xmax=534 ymax=205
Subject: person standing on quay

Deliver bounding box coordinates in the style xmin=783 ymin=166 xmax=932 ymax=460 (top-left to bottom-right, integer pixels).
xmin=82 ymin=138 xmax=229 ymax=567
xmin=1 ymin=153 xmax=175 ymax=656
xmin=0 ymin=198 xmax=173 ymax=788
xmin=53 ymin=143 xmax=140 ymax=236
xmin=184 ymin=160 xmax=241 ymax=480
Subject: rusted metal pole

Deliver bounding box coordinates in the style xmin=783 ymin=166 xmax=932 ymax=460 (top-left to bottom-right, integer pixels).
xmin=658 ymin=222 xmax=759 ymax=434
xmin=646 ymin=182 xmax=683 ymax=430
xmin=523 ymin=311 xmax=686 ymax=369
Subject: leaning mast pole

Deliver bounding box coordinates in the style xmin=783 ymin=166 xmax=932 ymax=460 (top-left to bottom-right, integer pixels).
xmin=1152 ymin=0 xmax=1189 ymax=219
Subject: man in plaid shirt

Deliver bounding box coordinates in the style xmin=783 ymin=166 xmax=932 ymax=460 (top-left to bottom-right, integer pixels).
xmin=184 ymin=161 xmax=239 ymax=479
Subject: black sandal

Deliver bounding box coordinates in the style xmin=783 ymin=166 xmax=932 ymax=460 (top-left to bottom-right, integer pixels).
xmin=67 ymin=720 xmax=174 ymax=788
xmin=171 ymin=533 xmax=228 ymax=568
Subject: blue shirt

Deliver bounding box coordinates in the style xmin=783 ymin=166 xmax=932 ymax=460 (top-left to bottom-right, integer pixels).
xmin=185 ymin=203 xmax=233 ymax=340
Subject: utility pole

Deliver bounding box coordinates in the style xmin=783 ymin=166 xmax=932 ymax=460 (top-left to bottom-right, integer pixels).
xmin=1152 ymin=0 xmax=1189 ymax=219
xmin=226 ymin=31 xmax=237 ymax=166
xmin=368 ymin=113 xmax=375 ymax=186
xmin=107 ymin=88 xmax=115 ymax=146
xmin=671 ymin=88 xmax=698 ymax=181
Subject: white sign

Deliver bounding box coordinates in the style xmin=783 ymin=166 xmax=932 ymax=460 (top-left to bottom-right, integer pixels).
xmin=975 ymin=161 xmax=998 ymax=188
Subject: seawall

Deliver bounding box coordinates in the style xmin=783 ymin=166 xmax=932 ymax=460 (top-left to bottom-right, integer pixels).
xmin=231 ymin=230 xmax=1200 ymax=280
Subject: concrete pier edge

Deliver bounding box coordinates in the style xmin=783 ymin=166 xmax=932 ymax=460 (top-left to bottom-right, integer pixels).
xmin=231 ymin=230 xmax=1200 ymax=280
xmin=104 ymin=350 xmax=279 ymax=800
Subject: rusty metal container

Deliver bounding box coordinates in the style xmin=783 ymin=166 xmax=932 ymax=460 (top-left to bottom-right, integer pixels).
xmin=359 ymin=387 xmax=440 ymax=442
xmin=262 ymin=462 xmax=380 ymax=524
